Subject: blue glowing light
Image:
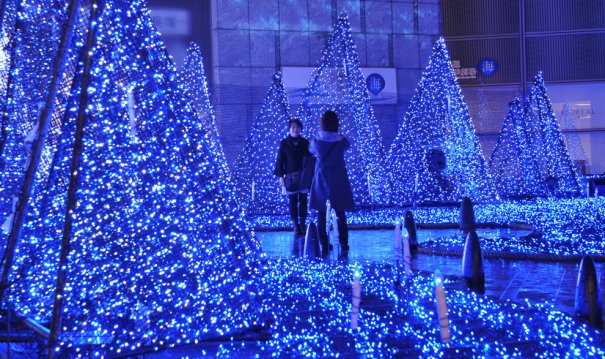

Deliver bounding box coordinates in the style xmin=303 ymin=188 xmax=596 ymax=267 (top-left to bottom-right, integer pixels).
xmin=299 ymin=13 xmax=393 ymax=207
xmin=386 ymin=37 xmax=497 ymax=205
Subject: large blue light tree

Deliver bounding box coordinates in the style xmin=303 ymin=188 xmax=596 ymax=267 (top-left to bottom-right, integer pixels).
xmin=386 ymin=37 xmax=497 ymax=205
xmin=525 ymin=72 xmax=581 ymax=196
xmin=1 ymin=0 xmax=262 ymax=356
xmin=298 ymin=13 xmax=392 ymax=207
xmin=179 ymin=42 xmax=230 ymax=179
xmin=489 ymin=96 xmax=546 ymax=198
xmin=233 ymin=72 xmax=291 ymax=213
xmin=0 ymin=0 xmax=74 ymax=236
xmin=0 ymin=0 xmax=17 ymax=172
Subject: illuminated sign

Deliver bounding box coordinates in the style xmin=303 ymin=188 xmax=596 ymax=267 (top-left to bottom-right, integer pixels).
xmin=477 ymin=57 xmax=499 ymax=77
xmin=451 ymin=60 xmax=477 ymax=80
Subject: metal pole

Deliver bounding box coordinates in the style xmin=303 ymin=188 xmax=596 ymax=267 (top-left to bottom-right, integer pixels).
xmin=23 ymin=317 xmax=51 ymax=339
xmin=48 ymin=0 xmax=98 ymax=356
xmin=0 ymin=0 xmax=83 ymax=300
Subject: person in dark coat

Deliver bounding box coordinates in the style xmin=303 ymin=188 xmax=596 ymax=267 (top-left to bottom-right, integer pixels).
xmin=309 ymin=110 xmax=354 ymax=258
xmin=274 ymin=118 xmax=311 ymax=235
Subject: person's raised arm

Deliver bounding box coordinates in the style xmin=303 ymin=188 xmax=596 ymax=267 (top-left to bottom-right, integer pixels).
xmin=309 ymin=138 xmax=318 ymax=156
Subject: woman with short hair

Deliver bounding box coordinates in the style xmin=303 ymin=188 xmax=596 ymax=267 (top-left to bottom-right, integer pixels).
xmin=274 ymin=118 xmax=311 ymax=235
xmin=309 ymin=110 xmax=355 ymax=258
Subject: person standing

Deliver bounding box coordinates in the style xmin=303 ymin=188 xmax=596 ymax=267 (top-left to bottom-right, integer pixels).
xmin=309 ymin=110 xmax=354 ymax=258
xmin=275 ymin=118 xmax=311 ymax=235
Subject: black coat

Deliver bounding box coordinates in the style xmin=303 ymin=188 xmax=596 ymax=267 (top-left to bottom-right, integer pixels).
xmin=274 ymin=135 xmax=311 ymax=177
xmin=309 ymin=132 xmax=354 ymax=211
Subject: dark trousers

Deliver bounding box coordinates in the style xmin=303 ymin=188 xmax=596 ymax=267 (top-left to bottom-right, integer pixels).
xmin=317 ymin=210 xmax=349 ymax=251
xmin=288 ymin=193 xmax=308 ymax=225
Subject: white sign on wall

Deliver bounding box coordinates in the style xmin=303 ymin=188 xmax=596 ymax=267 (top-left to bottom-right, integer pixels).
xmin=281 ymin=67 xmax=397 ymax=105
xmin=548 ymin=82 xmax=604 ymax=128
xmin=548 ymin=81 xmax=605 ymax=173
xmin=150 ymin=8 xmax=191 ymax=36
xmin=552 ymin=102 xmax=594 ymax=129
xmin=451 ymin=60 xmax=477 ymax=80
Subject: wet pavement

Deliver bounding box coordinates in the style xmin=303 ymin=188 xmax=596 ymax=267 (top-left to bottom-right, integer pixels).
xmin=257 ymin=228 xmax=605 ymax=319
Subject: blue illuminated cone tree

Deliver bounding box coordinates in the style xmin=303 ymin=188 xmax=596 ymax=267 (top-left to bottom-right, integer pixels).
xmin=525 ymin=72 xmax=581 ymax=196
xmin=233 ymin=72 xmax=290 ymax=213
xmin=298 ymin=13 xmax=392 ymax=206
xmin=1 ymin=0 xmax=262 ymax=356
xmin=0 ymin=0 xmax=18 ymax=175
xmin=386 ymin=37 xmax=497 ymax=204
xmin=179 ymin=42 xmax=230 ymax=179
xmin=0 ymin=0 xmax=74 ymax=236
xmin=489 ymin=96 xmax=546 ymax=198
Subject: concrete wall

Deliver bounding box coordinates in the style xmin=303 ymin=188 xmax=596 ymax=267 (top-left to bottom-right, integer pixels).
xmin=442 ymin=0 xmax=605 ymax=174
xmin=149 ymin=0 xmax=603 ymax=175
xmin=210 ymin=0 xmax=441 ymax=165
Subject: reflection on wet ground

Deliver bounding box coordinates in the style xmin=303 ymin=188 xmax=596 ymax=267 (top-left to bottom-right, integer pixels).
xmin=257 ymin=228 xmax=605 ymax=318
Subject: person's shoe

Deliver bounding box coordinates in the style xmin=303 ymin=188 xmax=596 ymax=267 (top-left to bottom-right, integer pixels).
xmin=338 ymin=249 xmax=349 ymax=261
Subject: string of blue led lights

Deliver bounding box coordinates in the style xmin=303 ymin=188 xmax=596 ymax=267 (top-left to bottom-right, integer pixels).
xmin=2 ymin=1 xmax=263 ymax=356
xmin=299 ymin=13 xmax=393 ymax=207
xmin=386 ymin=37 xmax=498 ymax=205
xmin=0 ymin=1 xmax=603 ymax=357
xmin=490 ymin=96 xmax=546 ymax=198
xmin=232 ymin=72 xmax=292 ymax=214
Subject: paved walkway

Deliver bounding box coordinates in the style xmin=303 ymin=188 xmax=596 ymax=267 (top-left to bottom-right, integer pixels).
xmin=257 ymin=228 xmax=605 ymax=319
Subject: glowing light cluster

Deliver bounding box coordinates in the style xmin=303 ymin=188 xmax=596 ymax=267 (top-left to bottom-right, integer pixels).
xmin=386 ymin=37 xmax=497 ymax=205
xmin=1 ymin=2 xmax=602 ymax=358
xmin=525 ymin=72 xmax=582 ymax=196
xmin=253 ymin=197 xmax=605 ymax=258
xmin=232 ymin=72 xmax=291 ymax=214
xmin=179 ymin=42 xmax=230 ymax=180
xmin=490 ymin=96 xmax=546 ymax=198
xmin=490 ymin=73 xmax=582 ymax=198
xmin=299 ymin=13 xmax=392 ymax=207
xmin=2 ymin=0 xmax=262 ymax=357
xmin=207 ymin=259 xmax=605 ymax=357
xmin=0 ymin=0 xmax=75 ymax=233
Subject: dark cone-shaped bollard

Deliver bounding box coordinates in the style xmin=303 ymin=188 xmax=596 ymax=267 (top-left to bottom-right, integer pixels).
xmin=404 ymin=210 xmax=418 ymax=251
xmin=303 ymin=222 xmax=321 ymax=259
xmin=575 ymin=256 xmax=603 ymax=329
xmin=461 ymin=231 xmax=485 ymax=294
xmin=459 ymin=196 xmax=476 ymax=236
